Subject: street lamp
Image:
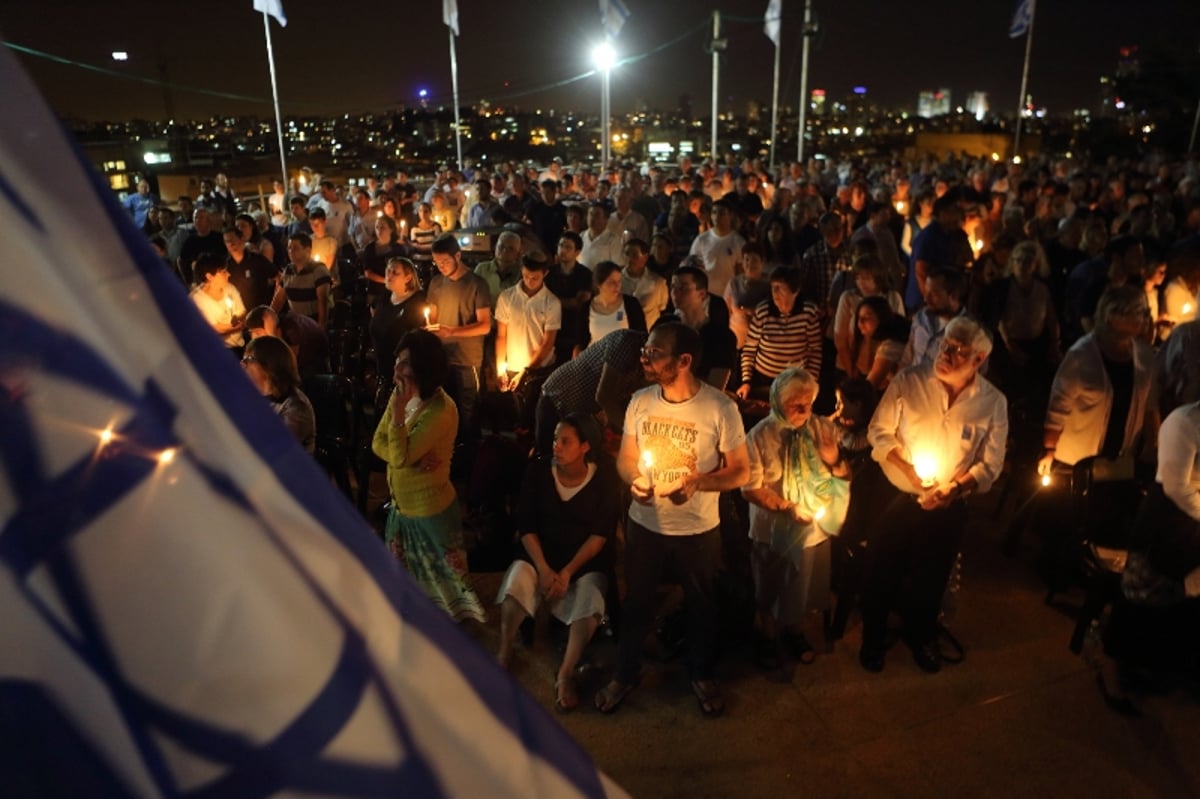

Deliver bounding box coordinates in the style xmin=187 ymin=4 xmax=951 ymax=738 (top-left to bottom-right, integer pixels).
xmin=592 ymin=42 xmax=616 ymax=169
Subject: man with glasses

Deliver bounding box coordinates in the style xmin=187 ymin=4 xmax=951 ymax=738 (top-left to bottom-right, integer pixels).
xmin=594 ymin=322 xmax=749 ymax=717
xmin=861 ymin=316 xmax=1007 ymax=674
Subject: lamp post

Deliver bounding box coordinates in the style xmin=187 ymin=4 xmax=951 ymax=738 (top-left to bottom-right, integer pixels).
xmin=593 ymin=43 xmax=616 ymax=169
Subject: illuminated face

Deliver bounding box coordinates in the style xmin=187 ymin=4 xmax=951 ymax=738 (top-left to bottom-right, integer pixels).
xmin=771 ymin=280 xmax=799 ymax=315
xmin=597 ymin=270 xmax=622 ymax=302
xmin=778 ymin=387 xmax=817 ymax=430
xmin=385 ymin=263 xmax=412 ymax=293
xmin=433 ymin=251 xmax=461 ymax=278
xmin=310 ymin=217 xmax=326 ymax=235
xmin=857 ymin=304 xmax=880 ymax=338
xmin=552 ymin=422 xmax=590 ymax=468
xmin=286 ymin=239 xmax=309 ymax=265
xmin=393 ymin=349 xmax=416 ymax=388
xmin=742 ymin=252 xmax=764 ymax=279
xmin=935 ymin=336 xmax=978 ymax=381
xmin=521 ymin=266 xmax=547 ymax=293
xmin=670 ymin=275 xmax=703 ymax=314
xmin=495 ymin=234 xmax=521 ymax=266
xmin=374 ymin=219 xmax=393 ymax=241
xmin=557 ymin=238 xmax=578 ymax=263
xmin=640 ymin=330 xmax=681 ymax=385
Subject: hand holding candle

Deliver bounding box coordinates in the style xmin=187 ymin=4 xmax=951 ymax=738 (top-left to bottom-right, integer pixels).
xmin=911 ymin=451 xmax=938 ymax=488
xmin=641 ymin=450 xmax=654 ymax=492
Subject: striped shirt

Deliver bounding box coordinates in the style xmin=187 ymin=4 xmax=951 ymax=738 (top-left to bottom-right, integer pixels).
xmin=740 ymin=299 xmax=823 ymax=384
xmin=408 ymin=222 xmax=443 ymax=263
xmin=282 ymin=261 xmax=332 ymax=321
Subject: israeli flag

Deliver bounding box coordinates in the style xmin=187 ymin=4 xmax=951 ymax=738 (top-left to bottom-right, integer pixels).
xmin=764 ymin=0 xmax=782 ymax=47
xmin=252 ymin=0 xmax=287 ymax=27
xmin=0 ymin=40 xmax=624 ymax=799
xmin=1009 ymin=0 xmax=1034 ymax=38
xmin=599 ymin=0 xmax=630 ymax=39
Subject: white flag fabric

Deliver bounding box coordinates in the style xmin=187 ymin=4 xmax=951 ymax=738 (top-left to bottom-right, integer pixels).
xmin=599 ymin=0 xmax=630 ymax=39
xmin=443 ymin=0 xmax=460 ymax=36
xmin=1009 ymin=0 xmax=1034 ymax=38
xmin=764 ymin=0 xmax=782 ymax=47
xmin=0 ymin=40 xmax=626 ymax=799
xmin=252 ymin=0 xmax=287 ymax=27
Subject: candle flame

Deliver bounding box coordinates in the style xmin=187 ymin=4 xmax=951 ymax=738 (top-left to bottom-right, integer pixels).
xmin=98 ymin=427 xmax=114 ymax=446
xmin=912 ymin=452 xmax=938 ymax=484
xmin=1184 ymin=303 xmax=1193 ymax=315
xmin=158 ymin=448 xmax=177 ymax=465
xmin=1041 ymin=474 xmax=1051 ymax=488
xmin=499 ymin=361 xmax=507 ymax=375
xmin=814 ymin=506 xmax=827 ymax=521
xmin=642 ymin=450 xmax=653 ymax=468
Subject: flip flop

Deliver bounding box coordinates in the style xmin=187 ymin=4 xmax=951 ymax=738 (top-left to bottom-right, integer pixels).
xmin=594 ymin=680 xmax=635 ymax=714
xmin=690 ymin=679 xmax=725 ymax=718
xmin=554 ymin=675 xmax=579 ymax=714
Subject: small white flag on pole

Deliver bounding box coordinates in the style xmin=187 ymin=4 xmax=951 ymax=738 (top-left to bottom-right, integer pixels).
xmin=599 ymin=0 xmax=630 ymax=39
xmin=1009 ymin=0 xmax=1034 ymax=38
xmin=443 ymin=0 xmax=460 ymax=36
xmin=252 ymin=0 xmax=287 ymax=27
xmin=764 ymin=0 xmax=782 ymax=47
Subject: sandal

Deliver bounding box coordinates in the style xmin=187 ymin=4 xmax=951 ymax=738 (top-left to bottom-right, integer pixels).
xmin=594 ymin=680 xmax=635 ymax=714
xmin=554 ymin=675 xmax=579 ymax=714
xmin=690 ymin=679 xmax=725 ymax=718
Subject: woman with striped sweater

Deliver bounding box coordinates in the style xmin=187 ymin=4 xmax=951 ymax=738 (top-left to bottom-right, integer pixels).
xmin=736 ymin=266 xmax=823 ymax=401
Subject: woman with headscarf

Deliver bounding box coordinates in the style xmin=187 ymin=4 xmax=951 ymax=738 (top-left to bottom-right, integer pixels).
xmin=741 ymin=367 xmax=850 ymax=667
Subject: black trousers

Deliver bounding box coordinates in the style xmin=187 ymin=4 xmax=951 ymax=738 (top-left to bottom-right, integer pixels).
xmin=617 ymin=519 xmax=722 ymax=684
xmin=858 ymin=481 xmax=968 ymax=649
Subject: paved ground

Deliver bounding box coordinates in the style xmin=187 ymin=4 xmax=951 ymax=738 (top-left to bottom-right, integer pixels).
xmin=456 ymin=495 xmax=1200 ymax=799
xmin=361 ymin=461 xmax=1200 ymax=798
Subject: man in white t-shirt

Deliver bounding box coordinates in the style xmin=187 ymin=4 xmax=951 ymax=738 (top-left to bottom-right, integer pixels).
xmin=581 ymin=202 xmax=625 ymax=269
xmin=688 ymin=199 xmax=745 ymax=297
xmin=620 ymin=238 xmax=668 ymax=329
xmin=594 ymin=322 xmax=750 ymax=718
xmin=495 ymin=253 xmax=562 ymax=429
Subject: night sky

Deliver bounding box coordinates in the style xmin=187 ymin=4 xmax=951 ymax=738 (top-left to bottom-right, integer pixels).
xmin=2 ymin=0 xmax=1197 ymax=121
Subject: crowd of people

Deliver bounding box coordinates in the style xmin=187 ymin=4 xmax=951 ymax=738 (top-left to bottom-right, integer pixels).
xmin=129 ymin=148 xmax=1200 ymax=718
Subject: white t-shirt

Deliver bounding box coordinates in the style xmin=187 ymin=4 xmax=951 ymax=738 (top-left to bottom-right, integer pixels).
xmin=621 ymin=268 xmax=668 ymax=329
xmin=191 ymin=284 xmax=246 ymax=348
xmin=623 ymin=383 xmax=747 ymax=535
xmin=588 ymin=302 xmax=630 ymax=345
xmin=495 ymin=283 xmax=562 ymax=371
xmin=688 ymin=228 xmax=746 ymax=298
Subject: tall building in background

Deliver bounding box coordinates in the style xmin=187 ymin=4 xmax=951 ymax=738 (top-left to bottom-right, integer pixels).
xmin=917 ymin=88 xmax=952 ymax=118
xmin=811 ymin=88 xmax=826 ymax=117
xmin=965 ymin=91 xmax=989 ymax=121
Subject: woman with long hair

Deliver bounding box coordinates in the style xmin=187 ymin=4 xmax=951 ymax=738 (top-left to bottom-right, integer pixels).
xmin=241 ymin=334 xmax=315 ymax=453
xmin=372 ymin=330 xmax=487 ymax=623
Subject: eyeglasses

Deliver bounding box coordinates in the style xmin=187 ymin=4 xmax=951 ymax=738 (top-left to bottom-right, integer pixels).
xmin=939 ymin=341 xmax=974 ymax=359
xmin=640 ymin=347 xmax=671 ymax=361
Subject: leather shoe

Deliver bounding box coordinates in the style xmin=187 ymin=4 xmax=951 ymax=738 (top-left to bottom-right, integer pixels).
xmin=859 ymin=646 xmax=885 ymax=673
xmin=910 ymin=639 xmax=941 ymax=673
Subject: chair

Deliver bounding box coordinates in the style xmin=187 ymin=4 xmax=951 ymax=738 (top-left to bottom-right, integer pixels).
xmin=1044 ymin=456 xmax=1145 ymax=653
xmin=303 ymin=374 xmax=361 ymax=501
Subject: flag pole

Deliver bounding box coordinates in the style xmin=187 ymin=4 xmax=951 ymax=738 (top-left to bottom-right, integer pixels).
xmin=711 ymin=10 xmax=721 ymax=161
xmin=262 ymin=12 xmax=289 ymax=197
xmin=1189 ymin=98 xmax=1200 ymax=155
xmin=1012 ymin=3 xmax=1036 ymax=159
xmin=448 ymin=28 xmax=463 ymax=170
xmin=768 ymin=2 xmax=781 ymax=173
xmin=796 ymin=0 xmax=812 ymax=163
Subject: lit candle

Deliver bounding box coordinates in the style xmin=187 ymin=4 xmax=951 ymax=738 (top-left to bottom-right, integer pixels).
xmin=1040 ymin=474 xmax=1052 ymax=488
xmin=158 ymin=448 xmax=177 ymax=465
xmin=423 ymin=306 xmax=431 ymax=327
xmin=641 ymin=450 xmax=654 ymax=491
xmin=98 ymin=426 xmax=114 ymax=446
xmin=813 ymin=505 xmax=827 ymax=521
xmin=224 ymin=296 xmax=234 ymax=313
xmin=1184 ymin=302 xmax=1193 ymax=315
xmin=893 ymin=199 xmax=908 ymax=216
xmin=912 ymin=451 xmax=938 ymax=488
xmin=972 ymin=238 xmax=983 ymax=254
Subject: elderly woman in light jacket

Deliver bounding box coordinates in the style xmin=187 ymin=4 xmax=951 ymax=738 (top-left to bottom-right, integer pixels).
xmin=1039 ymin=284 xmax=1158 ymax=476
xmin=742 ymin=367 xmax=850 ymax=667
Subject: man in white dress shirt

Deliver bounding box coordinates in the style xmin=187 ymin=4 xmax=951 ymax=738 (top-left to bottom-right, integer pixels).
xmin=861 ymin=316 xmax=1007 ymax=674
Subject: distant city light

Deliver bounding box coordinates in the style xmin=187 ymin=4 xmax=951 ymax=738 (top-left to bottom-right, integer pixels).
xmin=111 ymin=51 xmax=128 ymax=61
xmin=418 ymin=89 xmax=428 ymax=99
xmin=852 ymin=86 xmax=867 ymax=95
